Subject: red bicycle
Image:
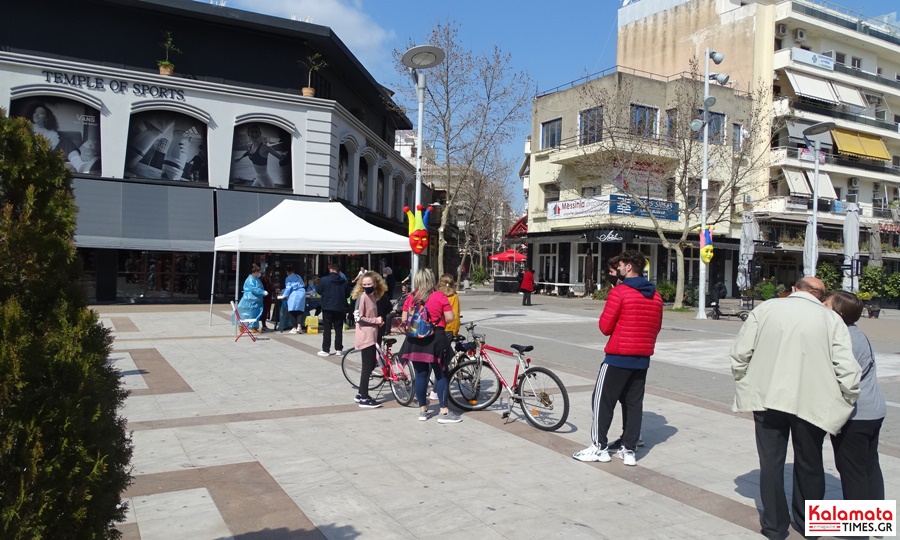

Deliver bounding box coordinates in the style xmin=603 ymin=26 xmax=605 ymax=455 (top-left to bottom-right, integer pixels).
xmin=341 ymin=337 xmax=415 ymax=406
xmin=447 ymin=322 xmax=570 ymax=431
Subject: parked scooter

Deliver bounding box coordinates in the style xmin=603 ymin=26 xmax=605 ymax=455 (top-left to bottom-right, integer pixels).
xmin=708 ymin=282 xmax=750 ymax=321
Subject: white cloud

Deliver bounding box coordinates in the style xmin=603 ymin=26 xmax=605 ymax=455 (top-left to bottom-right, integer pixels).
xmin=215 ymin=0 xmax=395 ymax=79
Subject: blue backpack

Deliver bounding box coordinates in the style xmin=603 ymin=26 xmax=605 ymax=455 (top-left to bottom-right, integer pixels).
xmin=405 ymin=297 xmax=435 ymax=339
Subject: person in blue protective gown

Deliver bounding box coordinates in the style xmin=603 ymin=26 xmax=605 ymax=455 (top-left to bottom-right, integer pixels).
xmin=282 ymin=265 xmax=306 ymax=334
xmin=238 ymin=263 xmax=267 ymax=332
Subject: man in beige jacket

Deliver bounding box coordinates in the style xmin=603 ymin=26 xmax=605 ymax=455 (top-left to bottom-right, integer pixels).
xmin=730 ymin=277 xmax=860 ymax=540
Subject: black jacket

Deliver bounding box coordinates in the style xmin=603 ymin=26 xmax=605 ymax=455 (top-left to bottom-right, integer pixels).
xmin=318 ymin=272 xmax=349 ymax=311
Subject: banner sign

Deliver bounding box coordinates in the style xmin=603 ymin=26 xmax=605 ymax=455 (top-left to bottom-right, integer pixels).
xmin=547 ymin=195 xmax=679 ymax=221
xmin=609 ymin=194 xmax=679 ymax=221
xmin=792 ymin=48 xmax=835 ymax=71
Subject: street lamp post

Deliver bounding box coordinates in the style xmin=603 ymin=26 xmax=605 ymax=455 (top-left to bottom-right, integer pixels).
xmin=691 ymin=48 xmax=729 ymax=320
xmin=401 ymin=45 xmax=445 ymax=278
xmin=801 ymin=121 xmax=837 ymax=277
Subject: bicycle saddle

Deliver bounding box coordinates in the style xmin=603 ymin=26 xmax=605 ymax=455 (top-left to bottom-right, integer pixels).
xmin=383 ymin=337 xmax=397 ymax=346
xmin=510 ymin=344 xmax=533 ymax=353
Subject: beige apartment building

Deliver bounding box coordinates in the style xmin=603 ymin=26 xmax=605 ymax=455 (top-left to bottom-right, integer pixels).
xmin=617 ymin=0 xmax=900 ymax=286
xmin=526 ymin=69 xmax=756 ymax=292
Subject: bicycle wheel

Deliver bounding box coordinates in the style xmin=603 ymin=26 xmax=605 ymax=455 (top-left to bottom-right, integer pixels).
xmin=389 ymin=354 xmax=415 ymax=406
xmin=447 ymin=360 xmax=502 ymax=411
xmin=341 ymin=348 xmax=384 ymax=391
xmin=517 ymin=367 xmax=569 ymax=431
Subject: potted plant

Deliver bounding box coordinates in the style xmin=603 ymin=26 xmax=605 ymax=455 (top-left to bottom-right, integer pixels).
xmin=298 ymin=53 xmax=327 ymax=97
xmin=157 ymin=31 xmax=181 ymax=76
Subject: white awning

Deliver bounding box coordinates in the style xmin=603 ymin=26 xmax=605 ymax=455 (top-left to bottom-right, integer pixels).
xmin=782 ymin=168 xmax=812 ymax=196
xmin=785 ymin=70 xmax=838 ymax=104
xmin=830 ymin=81 xmax=868 ymax=109
xmin=803 ymin=169 xmax=838 ymax=199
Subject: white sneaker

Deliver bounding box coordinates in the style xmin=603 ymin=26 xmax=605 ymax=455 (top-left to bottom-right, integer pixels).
xmin=573 ymin=445 xmax=610 ymax=463
xmin=616 ymin=447 xmax=637 ymax=466
xmin=428 ymin=391 xmax=438 ymax=401
xmin=332 ymin=350 xmax=340 ymax=356
xmin=289 ymin=328 xmax=299 ymax=334
xmin=317 ymin=351 xmax=330 ymax=357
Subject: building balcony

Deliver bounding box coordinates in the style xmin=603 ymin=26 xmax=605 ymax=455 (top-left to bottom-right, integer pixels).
xmin=772 ymin=48 xmax=900 ymax=97
xmin=770 ymin=146 xmax=900 ymax=181
xmin=786 ymin=0 xmax=900 ymax=49
xmin=538 ymin=129 xmax=682 ymax=166
xmin=788 ymin=99 xmax=900 ymax=134
xmin=759 ymin=194 xmax=897 ymax=222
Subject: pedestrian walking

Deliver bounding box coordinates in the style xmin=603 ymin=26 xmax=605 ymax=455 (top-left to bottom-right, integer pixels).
xmin=825 ymin=291 xmax=886 ymax=501
xmin=573 ymin=250 xmax=662 ymax=467
xmin=398 ymin=268 xmax=460 ymax=424
xmin=350 ymin=271 xmax=386 ymax=409
xmin=317 ymin=264 xmax=350 ymax=356
xmin=730 ymin=277 xmax=860 ymax=539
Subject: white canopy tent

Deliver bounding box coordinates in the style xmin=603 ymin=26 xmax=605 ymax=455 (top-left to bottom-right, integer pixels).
xmin=209 ymin=200 xmax=410 ymax=323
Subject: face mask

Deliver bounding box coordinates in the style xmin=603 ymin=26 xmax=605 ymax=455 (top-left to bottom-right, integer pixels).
xmin=616 ymin=269 xmax=627 ymax=281
xmin=363 ymin=286 xmax=375 ymax=294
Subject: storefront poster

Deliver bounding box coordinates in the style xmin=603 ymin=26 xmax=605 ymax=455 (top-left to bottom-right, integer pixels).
xmin=229 ymin=123 xmax=291 ymax=188
xmin=125 ymin=111 xmax=207 ymax=182
xmin=11 ymin=96 xmax=102 ymax=175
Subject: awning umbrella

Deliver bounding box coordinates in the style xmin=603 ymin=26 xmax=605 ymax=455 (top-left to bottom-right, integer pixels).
xmin=803 ymin=216 xmax=817 ymax=277
xmin=842 ymin=202 xmax=860 ymax=292
xmin=736 ymin=210 xmax=759 ymax=291
xmin=489 ymin=249 xmax=526 ymax=263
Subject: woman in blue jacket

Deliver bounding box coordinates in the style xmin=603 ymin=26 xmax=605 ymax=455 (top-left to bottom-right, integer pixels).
xmin=283 ymin=265 xmax=306 ymax=334
xmin=238 ymin=263 xmax=267 ymax=332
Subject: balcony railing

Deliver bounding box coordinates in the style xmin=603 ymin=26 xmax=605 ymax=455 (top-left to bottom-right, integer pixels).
xmin=832 ymin=62 xmax=900 ymax=91
xmin=791 ymin=0 xmax=900 ymax=48
xmin=773 ymin=146 xmax=900 ymax=176
xmin=537 ymin=127 xmax=683 ymax=156
xmin=790 ymin=99 xmax=900 ymax=132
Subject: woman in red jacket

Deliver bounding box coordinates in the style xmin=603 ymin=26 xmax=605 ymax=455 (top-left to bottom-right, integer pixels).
xmin=520 ymin=267 xmax=535 ymax=306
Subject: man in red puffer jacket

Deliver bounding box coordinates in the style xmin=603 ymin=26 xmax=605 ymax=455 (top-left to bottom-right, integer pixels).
xmin=573 ymin=250 xmax=663 ymax=467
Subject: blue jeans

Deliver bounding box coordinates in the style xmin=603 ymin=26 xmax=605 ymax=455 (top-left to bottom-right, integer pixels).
xmin=413 ymin=361 xmax=447 ymax=408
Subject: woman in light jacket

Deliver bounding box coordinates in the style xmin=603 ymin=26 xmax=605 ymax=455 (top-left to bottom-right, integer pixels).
xmin=826 ymin=291 xmax=886 ymax=500
xmin=351 ymin=271 xmax=385 ymax=409
xmin=282 ymin=265 xmax=306 ymax=334
xmin=238 ymin=263 xmax=267 ymax=332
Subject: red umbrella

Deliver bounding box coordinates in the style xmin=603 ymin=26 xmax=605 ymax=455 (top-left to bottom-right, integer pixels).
xmin=489 ymin=249 xmax=526 ymax=262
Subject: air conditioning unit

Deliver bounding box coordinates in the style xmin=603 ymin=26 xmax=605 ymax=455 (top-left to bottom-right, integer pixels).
xmin=849 ymin=177 xmax=860 ymax=188
xmin=743 ymin=194 xmax=754 ymax=203
xmin=846 ymin=193 xmax=858 ymax=203
xmin=793 ymin=28 xmax=807 ymax=42
xmin=776 ymin=23 xmax=788 ymax=37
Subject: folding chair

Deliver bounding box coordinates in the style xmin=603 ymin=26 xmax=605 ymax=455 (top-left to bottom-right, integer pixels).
xmin=230 ymin=301 xmax=258 ymax=343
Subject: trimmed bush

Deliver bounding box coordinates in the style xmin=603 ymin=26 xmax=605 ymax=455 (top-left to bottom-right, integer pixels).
xmin=0 ymin=110 xmax=132 ymax=539
xmin=816 ymin=262 xmax=841 ymax=292
xmin=656 ymin=279 xmax=676 ymax=302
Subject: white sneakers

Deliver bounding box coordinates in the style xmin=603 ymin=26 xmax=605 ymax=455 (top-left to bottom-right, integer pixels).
xmin=572 ymin=444 xmax=637 ymax=466
xmin=572 ymin=445 xmax=611 ymax=463
xmin=616 ymin=447 xmax=637 ymax=466
xmin=317 ymin=350 xmax=330 ymax=357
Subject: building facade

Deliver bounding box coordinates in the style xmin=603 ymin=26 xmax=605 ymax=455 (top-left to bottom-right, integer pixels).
xmin=2 ymin=0 xmax=416 ymax=302
xmin=617 ymin=0 xmax=900 ymax=287
xmin=525 ymin=68 xmax=755 ymax=294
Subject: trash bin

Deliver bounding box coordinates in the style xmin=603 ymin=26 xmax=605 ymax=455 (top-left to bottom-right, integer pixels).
xmin=493 ymin=276 xmax=520 ymax=294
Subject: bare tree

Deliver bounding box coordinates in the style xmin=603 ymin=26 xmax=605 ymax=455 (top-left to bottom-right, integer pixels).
xmin=395 ymin=21 xmax=533 ymax=276
xmin=569 ymin=64 xmax=777 ymax=307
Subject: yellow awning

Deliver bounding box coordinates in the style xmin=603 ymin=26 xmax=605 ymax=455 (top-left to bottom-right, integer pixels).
xmin=831 ymin=128 xmax=891 ymax=161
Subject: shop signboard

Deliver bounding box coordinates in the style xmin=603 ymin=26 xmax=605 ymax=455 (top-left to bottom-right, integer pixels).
xmin=609 ymin=194 xmax=679 ymax=221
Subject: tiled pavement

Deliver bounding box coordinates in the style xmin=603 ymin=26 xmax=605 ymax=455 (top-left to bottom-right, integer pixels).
xmin=98 ymin=292 xmax=900 ymax=539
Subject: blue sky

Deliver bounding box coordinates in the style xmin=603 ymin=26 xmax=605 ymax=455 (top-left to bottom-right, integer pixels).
xmin=204 ymin=0 xmax=899 ymax=212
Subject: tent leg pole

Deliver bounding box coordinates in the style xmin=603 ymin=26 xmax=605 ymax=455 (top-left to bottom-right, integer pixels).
xmin=208 ymin=251 xmax=217 ymax=326
xmin=235 ymin=251 xmax=240 ymax=301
